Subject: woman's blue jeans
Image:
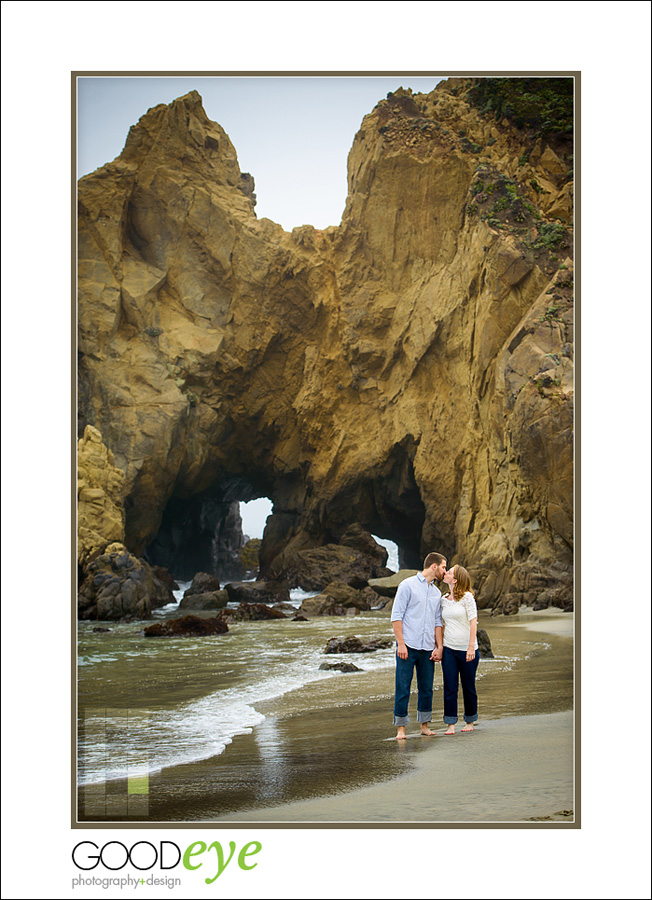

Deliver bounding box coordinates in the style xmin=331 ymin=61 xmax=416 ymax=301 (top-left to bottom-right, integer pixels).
xmin=441 ymin=646 xmax=479 ymax=724
xmin=393 ymin=645 xmax=434 ymax=726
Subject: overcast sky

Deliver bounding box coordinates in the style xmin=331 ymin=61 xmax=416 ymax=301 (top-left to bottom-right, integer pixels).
xmin=77 ymin=75 xmax=442 ymax=231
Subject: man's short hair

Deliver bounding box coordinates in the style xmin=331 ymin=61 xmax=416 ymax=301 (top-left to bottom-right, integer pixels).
xmin=423 ymin=552 xmax=446 ymax=569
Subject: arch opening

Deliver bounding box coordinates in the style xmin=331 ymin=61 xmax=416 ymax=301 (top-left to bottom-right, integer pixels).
xmin=144 ymin=482 xmax=273 ymax=584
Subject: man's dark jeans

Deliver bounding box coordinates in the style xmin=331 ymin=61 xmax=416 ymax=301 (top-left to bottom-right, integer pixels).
xmin=393 ymin=645 xmax=434 ymax=726
xmin=441 ymin=646 xmax=479 ymax=724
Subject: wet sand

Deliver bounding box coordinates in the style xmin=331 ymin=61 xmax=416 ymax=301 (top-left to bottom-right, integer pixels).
xmin=212 ymin=709 xmax=573 ymax=823
xmin=78 ymin=610 xmax=574 ymax=824
xmin=208 ymin=611 xmax=575 ymax=824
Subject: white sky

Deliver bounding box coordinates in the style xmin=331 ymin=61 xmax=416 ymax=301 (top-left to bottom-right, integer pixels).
xmin=77 ymin=75 xmax=442 ymax=231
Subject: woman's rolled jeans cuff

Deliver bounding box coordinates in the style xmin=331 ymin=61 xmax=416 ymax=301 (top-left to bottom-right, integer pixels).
xmin=443 ymin=713 xmax=478 ymax=724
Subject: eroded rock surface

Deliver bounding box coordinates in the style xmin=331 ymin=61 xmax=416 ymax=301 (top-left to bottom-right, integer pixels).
xmin=178 ymin=589 xmax=228 ymax=610
xmin=183 ymin=572 xmax=221 ymax=598
xmin=324 ymin=636 xmax=393 ymax=654
xmin=78 ymin=544 xmax=175 ymax=620
xmin=78 ymin=79 xmax=574 ymax=611
xmin=300 ymin=582 xmax=384 ymax=616
xmin=143 ymin=615 xmax=228 ymax=637
xmin=223 ymin=581 xmax=290 ymax=604
xmin=77 ymin=426 xmax=125 ymax=569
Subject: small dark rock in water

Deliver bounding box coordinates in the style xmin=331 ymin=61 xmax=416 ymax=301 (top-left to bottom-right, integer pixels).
xmin=178 ymin=590 xmax=229 ymax=611
xmin=144 ymin=615 xmax=228 ymax=637
xmin=273 ymin=601 xmax=300 ymax=613
xmin=324 ymin=636 xmax=393 ymax=654
xmin=231 ymin=603 xmax=287 ymax=621
xmin=183 ymin=572 xmax=221 ymax=599
xmin=319 ymin=662 xmax=363 ymax=672
xmin=292 ymin=615 xmax=308 ymax=622
xmin=224 ymin=581 xmax=290 ymax=604
xmin=92 ymin=627 xmax=111 ymax=633
xmin=478 ymin=628 xmax=494 ymax=658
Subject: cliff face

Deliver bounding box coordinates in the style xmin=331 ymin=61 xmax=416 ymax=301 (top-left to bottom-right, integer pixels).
xmin=77 ymin=425 xmax=125 ymax=569
xmin=78 ymin=79 xmax=574 ymax=610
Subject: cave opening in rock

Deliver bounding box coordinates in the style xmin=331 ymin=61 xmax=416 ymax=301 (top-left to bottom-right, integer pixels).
xmin=144 ymin=485 xmax=273 ymax=585
xmin=143 ymin=436 xmax=427 ymax=587
xmin=372 ymin=536 xmax=399 ymax=573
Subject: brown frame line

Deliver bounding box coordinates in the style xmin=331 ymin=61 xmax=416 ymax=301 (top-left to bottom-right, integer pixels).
xmin=71 ymin=69 xmax=580 ymax=830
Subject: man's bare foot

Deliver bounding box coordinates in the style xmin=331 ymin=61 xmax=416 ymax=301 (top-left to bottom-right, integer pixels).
xmin=444 ymin=725 xmax=455 ymax=735
xmin=420 ymin=726 xmax=436 ymax=736
xmin=461 ymin=723 xmax=474 ymax=732
xmin=396 ymin=726 xmax=407 ymax=741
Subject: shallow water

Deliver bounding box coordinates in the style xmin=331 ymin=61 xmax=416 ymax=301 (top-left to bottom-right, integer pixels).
xmin=77 ymin=604 xmax=572 ymax=821
xmin=78 ymin=604 xmax=397 ymax=785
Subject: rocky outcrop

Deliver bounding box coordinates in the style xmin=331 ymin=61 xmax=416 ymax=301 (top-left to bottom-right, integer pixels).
xmin=78 ymin=543 xmax=175 ymax=620
xmin=183 ymin=572 xmax=220 ymax=598
xmin=77 ymin=426 xmax=125 ymax=569
xmin=223 ymin=581 xmax=290 ymax=604
xmin=178 ymin=589 xmax=228 ymax=610
xmin=300 ymin=582 xmax=384 ymax=616
xmin=324 ymin=636 xmax=393 ymax=654
xmin=368 ymin=570 xmax=419 ymax=598
xmin=286 ymin=543 xmax=392 ymax=591
xmin=144 ymin=615 xmax=228 ymax=637
xmin=228 ymin=603 xmax=288 ymax=621
xmin=150 ymin=565 xmax=179 ymax=592
xmin=477 ymin=628 xmax=494 ymax=658
xmin=319 ymin=662 xmax=363 ymax=673
xmin=78 ymin=78 xmax=574 ymax=612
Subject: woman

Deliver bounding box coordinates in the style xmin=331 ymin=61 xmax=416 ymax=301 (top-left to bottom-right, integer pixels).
xmin=440 ymin=564 xmax=479 ymax=734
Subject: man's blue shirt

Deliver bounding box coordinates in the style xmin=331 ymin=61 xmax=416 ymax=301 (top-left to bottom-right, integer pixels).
xmin=390 ymin=572 xmax=442 ymax=651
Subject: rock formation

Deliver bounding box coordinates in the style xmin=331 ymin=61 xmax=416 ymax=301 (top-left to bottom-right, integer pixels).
xmin=300 ymin=582 xmax=384 ymax=617
xmin=77 ymin=425 xmax=125 ymax=569
xmin=143 ymin=615 xmax=229 ymax=637
xmin=78 ymin=77 xmax=574 ymax=611
xmin=182 ymin=572 xmax=221 ymax=598
xmin=324 ymin=636 xmax=394 ymax=654
xmin=178 ymin=590 xmax=228 ymax=611
xmin=78 ymin=542 xmax=175 ymax=620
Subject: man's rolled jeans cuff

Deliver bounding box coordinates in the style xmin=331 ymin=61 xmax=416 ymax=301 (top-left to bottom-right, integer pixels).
xmin=443 ymin=715 xmax=458 ymax=724
xmin=417 ymin=710 xmax=432 ymax=724
xmin=393 ymin=715 xmax=410 ymax=726
xmin=463 ymin=714 xmax=478 ymax=723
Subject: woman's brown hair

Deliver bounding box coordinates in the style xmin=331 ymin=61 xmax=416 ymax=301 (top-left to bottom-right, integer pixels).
xmin=451 ymin=564 xmax=472 ymax=601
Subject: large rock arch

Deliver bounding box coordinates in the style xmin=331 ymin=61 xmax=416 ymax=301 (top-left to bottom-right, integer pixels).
xmin=78 ymin=80 xmax=574 ymax=611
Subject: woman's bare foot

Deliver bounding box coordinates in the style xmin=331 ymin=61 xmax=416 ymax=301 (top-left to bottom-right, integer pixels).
xmin=420 ymin=726 xmax=436 ymax=736
xmin=461 ymin=723 xmax=474 ymax=732
xmin=445 ymin=725 xmax=455 ymax=735
xmin=396 ymin=726 xmax=407 ymax=741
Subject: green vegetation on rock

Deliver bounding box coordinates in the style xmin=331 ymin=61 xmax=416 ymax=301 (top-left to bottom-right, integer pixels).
xmin=468 ymin=77 xmax=573 ymax=137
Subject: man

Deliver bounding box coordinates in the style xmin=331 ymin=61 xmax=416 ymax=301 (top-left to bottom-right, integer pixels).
xmin=391 ymin=552 xmax=447 ymax=740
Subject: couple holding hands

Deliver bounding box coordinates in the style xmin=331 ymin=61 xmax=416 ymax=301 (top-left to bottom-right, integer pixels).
xmin=391 ymin=552 xmax=479 ymax=740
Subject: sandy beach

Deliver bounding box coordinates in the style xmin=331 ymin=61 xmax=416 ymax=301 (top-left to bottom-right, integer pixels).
xmin=78 ymin=609 xmax=574 ymax=825
xmin=208 ymin=611 xmax=574 ymax=824
xmin=212 ymin=709 xmax=573 ymax=823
